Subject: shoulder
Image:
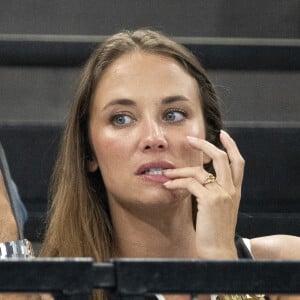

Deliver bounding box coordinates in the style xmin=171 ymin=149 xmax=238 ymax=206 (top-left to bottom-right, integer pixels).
xmin=250 ymin=234 xmax=300 ymax=260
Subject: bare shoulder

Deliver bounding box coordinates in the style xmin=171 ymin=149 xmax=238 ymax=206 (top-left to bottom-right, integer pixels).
xmin=250 ymin=234 xmax=300 ymax=260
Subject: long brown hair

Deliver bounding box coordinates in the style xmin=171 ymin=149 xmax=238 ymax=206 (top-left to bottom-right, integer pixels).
xmin=40 ymin=29 xmax=223 ymax=299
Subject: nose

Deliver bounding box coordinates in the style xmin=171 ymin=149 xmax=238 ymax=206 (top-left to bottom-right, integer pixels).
xmin=139 ymin=120 xmax=168 ymax=152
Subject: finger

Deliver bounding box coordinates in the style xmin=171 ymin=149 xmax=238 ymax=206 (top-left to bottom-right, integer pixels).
xmin=187 ymin=136 xmax=233 ymax=187
xmin=164 ymin=167 xmax=219 ymax=190
xmin=163 ymin=176 xmax=225 ymax=204
xmin=164 ymin=177 xmax=208 ymax=199
xmin=220 ymin=130 xmax=245 ymax=187
xmin=163 ymin=165 xmax=207 ymax=183
xmin=163 ymin=150 xmax=204 ymax=179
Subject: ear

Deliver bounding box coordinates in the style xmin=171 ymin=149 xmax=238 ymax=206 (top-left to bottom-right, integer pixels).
xmin=87 ymin=156 xmax=99 ymax=172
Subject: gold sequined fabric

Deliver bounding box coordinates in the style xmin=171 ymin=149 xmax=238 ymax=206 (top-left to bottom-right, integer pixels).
xmin=217 ymin=294 xmax=266 ymax=300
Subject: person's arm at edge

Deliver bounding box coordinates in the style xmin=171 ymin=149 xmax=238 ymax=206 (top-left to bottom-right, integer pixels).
xmin=0 ymin=171 xmax=53 ymax=299
xmin=0 ymin=171 xmax=18 ymax=242
xmin=251 ymin=235 xmax=300 ymax=300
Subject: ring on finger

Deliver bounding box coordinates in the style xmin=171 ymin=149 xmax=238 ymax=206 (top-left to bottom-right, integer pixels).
xmin=203 ymin=173 xmax=216 ymax=186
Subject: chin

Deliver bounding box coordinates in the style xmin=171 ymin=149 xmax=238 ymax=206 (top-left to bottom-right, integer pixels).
xmin=139 ymin=187 xmax=190 ymax=206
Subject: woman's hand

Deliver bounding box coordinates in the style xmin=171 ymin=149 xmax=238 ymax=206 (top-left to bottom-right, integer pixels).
xmin=163 ymin=130 xmax=245 ymax=260
xmin=0 ymin=170 xmax=18 ymax=242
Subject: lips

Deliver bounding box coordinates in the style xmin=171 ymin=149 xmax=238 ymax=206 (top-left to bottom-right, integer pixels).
xmin=136 ymin=161 xmax=175 ymax=175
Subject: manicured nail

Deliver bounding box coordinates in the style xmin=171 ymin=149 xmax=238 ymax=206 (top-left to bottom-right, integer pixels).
xmin=163 ymin=169 xmax=171 ymax=175
xmin=220 ymin=130 xmax=230 ymax=137
xmin=187 ymin=136 xmax=198 ymax=142
xmin=163 ymin=181 xmax=171 ymax=187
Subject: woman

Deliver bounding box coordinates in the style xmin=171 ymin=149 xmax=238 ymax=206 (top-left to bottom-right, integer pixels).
xmin=41 ymin=28 xmax=241 ymax=262
xmin=1 ymin=29 xmax=299 ymax=300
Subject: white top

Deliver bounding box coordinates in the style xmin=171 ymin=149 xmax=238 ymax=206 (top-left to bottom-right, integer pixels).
xmin=242 ymin=237 xmax=253 ymax=257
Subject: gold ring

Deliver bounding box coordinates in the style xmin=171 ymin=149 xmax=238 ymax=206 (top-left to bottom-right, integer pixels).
xmin=203 ymin=173 xmax=216 ymax=186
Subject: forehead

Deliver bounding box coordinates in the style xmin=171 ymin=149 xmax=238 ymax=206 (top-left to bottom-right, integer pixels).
xmin=92 ymin=51 xmax=201 ymax=107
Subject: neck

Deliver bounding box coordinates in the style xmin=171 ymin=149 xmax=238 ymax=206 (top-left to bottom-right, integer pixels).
xmin=109 ymin=198 xmax=198 ymax=258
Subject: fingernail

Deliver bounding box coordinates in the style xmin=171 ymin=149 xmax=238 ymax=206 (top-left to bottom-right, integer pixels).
xmin=163 ymin=181 xmax=171 ymax=187
xmin=187 ymin=136 xmax=198 ymax=142
xmin=220 ymin=129 xmax=230 ymax=137
xmin=163 ymin=169 xmax=171 ymax=175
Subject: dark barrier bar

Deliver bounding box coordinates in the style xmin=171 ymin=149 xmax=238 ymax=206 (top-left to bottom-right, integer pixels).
xmin=93 ymin=262 xmax=116 ymax=289
xmin=108 ymin=259 xmax=300 ymax=297
xmin=0 ymin=34 xmax=300 ymax=70
xmin=1 ymin=259 xmax=300 ymax=299
xmin=0 ymin=258 xmax=95 ymax=299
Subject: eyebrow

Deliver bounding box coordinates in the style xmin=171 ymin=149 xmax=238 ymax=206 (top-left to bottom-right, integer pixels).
xmin=102 ymin=99 xmax=136 ymax=111
xmin=102 ymin=95 xmax=190 ymax=111
xmin=161 ymin=95 xmax=190 ymax=105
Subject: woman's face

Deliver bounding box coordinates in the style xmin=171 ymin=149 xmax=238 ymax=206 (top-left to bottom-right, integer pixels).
xmin=88 ymin=51 xmax=206 ymax=208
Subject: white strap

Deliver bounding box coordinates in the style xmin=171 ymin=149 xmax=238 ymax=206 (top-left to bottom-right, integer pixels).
xmin=242 ymin=237 xmax=254 ymax=258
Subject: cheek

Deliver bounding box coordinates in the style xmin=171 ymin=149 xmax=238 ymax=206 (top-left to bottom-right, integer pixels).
xmin=91 ymin=129 xmax=133 ymax=170
xmin=178 ymin=118 xmax=206 ymax=142
xmin=187 ymin=121 xmax=206 ymax=139
xmin=173 ymin=122 xmax=205 ymax=166
xmin=179 ymin=141 xmax=203 ymax=167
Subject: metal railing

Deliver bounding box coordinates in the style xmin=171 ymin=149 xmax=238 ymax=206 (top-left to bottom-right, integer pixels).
xmin=1 ymin=259 xmax=300 ymax=299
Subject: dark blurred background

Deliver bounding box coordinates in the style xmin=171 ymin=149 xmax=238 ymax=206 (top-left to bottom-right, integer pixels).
xmin=1 ymin=0 xmax=300 ymax=123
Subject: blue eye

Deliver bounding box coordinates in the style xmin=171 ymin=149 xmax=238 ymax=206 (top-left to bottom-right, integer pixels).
xmin=164 ymin=110 xmax=187 ymax=123
xmin=111 ymin=114 xmax=133 ymax=126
